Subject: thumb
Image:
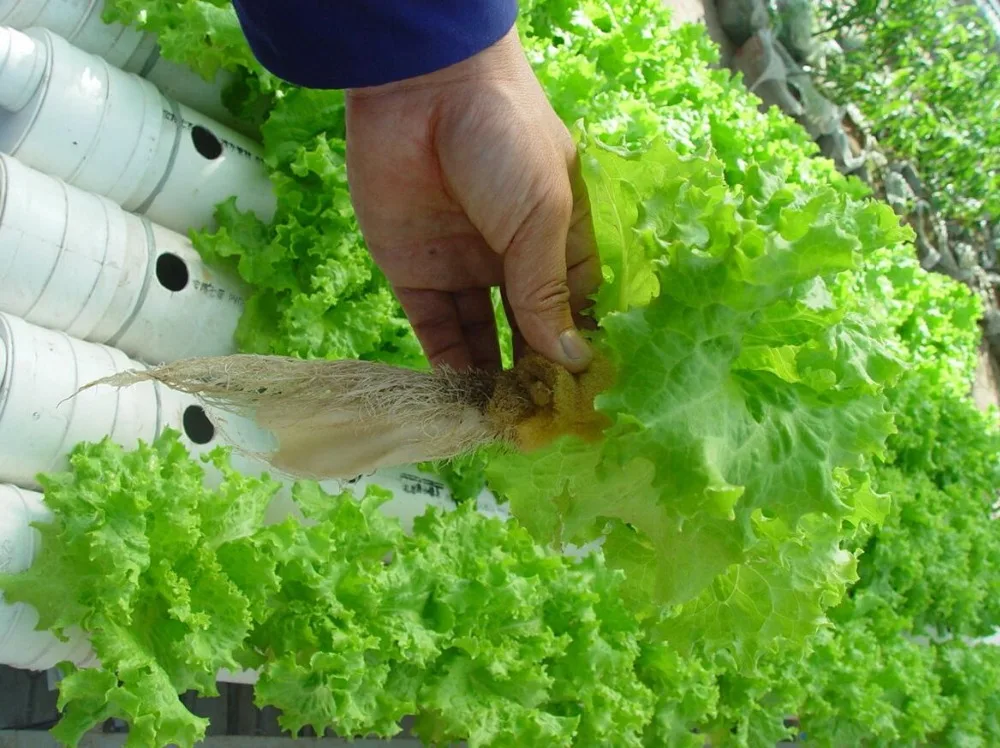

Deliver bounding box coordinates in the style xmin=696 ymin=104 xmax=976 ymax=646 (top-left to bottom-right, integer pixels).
xmin=503 ymin=185 xmax=593 ymax=374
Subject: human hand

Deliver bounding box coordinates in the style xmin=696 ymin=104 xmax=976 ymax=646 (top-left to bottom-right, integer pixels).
xmin=344 ymin=26 xmax=601 ymax=374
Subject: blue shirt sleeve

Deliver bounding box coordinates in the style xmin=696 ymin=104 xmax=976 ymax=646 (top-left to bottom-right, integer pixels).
xmin=231 ymin=0 xmax=520 ymax=90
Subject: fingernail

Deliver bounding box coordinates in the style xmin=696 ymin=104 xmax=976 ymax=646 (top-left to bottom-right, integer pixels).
xmin=559 ymin=329 xmax=593 ymax=367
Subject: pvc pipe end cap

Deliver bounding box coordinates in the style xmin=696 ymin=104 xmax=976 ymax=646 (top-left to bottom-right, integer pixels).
xmin=0 ymin=25 xmax=46 ymax=112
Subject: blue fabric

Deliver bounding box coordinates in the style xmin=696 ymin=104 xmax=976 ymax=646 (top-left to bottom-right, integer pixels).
xmin=231 ymin=0 xmax=520 ymax=89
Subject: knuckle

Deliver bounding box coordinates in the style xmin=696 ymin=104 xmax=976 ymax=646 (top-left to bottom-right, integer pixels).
xmin=513 ymin=275 xmax=571 ymax=318
xmin=522 ymin=147 xmax=574 ymax=220
xmin=537 ymin=175 xmax=574 ymax=221
xmin=507 ymin=179 xmax=572 ymax=250
xmin=410 ymin=312 xmax=456 ymax=336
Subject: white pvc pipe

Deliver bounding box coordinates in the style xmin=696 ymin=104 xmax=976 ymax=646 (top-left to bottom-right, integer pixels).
xmin=0 ymin=24 xmax=154 ymax=213
xmin=0 ymin=0 xmax=247 ymax=132
xmin=0 ymin=26 xmax=274 ymax=234
xmin=141 ymin=60 xmax=241 ymax=134
xmin=0 ymin=153 xmax=245 ymax=363
xmin=0 ymin=0 xmax=154 ymax=69
xmin=139 ymin=103 xmax=274 ymax=233
xmin=0 ymin=16 xmax=44 ymax=109
xmin=0 ymin=313 xmax=161 ymax=488
xmin=0 ymin=152 xmax=141 ymax=342
xmin=110 ymin=223 xmax=246 ymax=362
xmin=0 ymin=483 xmax=97 ymax=671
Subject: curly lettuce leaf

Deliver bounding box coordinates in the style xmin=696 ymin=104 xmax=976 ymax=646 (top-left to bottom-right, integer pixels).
xmin=1 ymin=432 xmax=698 ymax=746
xmin=853 ymin=468 xmax=1000 ymax=638
xmin=488 ymin=136 xmax=905 ymax=657
xmin=253 ymin=485 xmax=659 ymax=746
xmin=0 ymin=431 xmax=280 ymax=747
xmin=103 ymin=0 xmax=260 ymax=80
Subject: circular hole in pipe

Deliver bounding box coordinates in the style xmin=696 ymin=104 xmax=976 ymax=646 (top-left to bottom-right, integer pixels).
xmin=183 ymin=405 xmax=216 ymax=444
xmin=155 ymin=252 xmax=189 ymax=292
xmin=191 ymin=125 xmax=223 ymax=160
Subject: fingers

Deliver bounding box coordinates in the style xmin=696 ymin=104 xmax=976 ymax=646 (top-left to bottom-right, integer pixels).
xmin=501 ymin=146 xmax=602 ymax=374
xmin=454 ymin=288 xmax=502 ymax=371
xmin=395 ymin=288 xmax=471 ymax=371
xmin=395 ymin=287 xmax=501 ymax=372
xmin=502 ymin=181 xmax=594 ymax=374
xmin=502 ymin=148 xmax=601 ymax=371
xmin=395 ymin=155 xmax=601 ymax=375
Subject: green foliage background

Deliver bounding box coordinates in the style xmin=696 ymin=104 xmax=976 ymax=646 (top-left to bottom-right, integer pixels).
xmin=0 ymin=1 xmax=996 ymax=746
xmin=813 ymin=0 xmax=1000 ymax=230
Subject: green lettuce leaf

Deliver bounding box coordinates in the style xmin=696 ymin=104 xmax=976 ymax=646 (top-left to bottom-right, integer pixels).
xmin=0 ymin=432 xmax=281 ymax=747
xmin=488 ymin=136 xmax=904 ymax=657
xmin=2 ymin=436 xmax=689 ymax=746
xmin=103 ymin=0 xmax=260 ymax=80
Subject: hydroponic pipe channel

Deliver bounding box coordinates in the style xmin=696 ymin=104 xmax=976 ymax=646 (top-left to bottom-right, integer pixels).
xmin=0 ymin=152 xmax=245 ymax=363
xmin=0 ymin=25 xmax=275 ymax=233
xmin=0 ymin=312 xmax=161 ymax=488
xmin=0 ymin=0 xmax=250 ymax=134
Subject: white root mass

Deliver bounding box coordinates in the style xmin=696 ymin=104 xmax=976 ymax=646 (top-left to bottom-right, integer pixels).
xmin=85 ymin=355 xmax=511 ymax=479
